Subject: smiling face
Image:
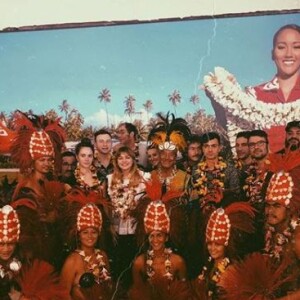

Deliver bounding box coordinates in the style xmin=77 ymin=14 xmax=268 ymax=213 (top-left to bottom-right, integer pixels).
xmin=0 ymin=242 xmax=16 ymax=261
xmin=117 ymin=151 xmax=134 ymax=173
xmin=33 ymin=156 xmax=54 ymax=175
xmin=148 ymin=230 xmax=168 ymax=252
xmin=207 ymin=241 xmax=225 ymax=261
xmin=272 ymin=28 xmax=300 ymax=79
xmin=248 ymin=136 xmax=268 ymax=161
xmin=95 ymin=133 xmax=112 ymax=155
xmin=147 ymin=147 xmax=160 ymax=168
xmin=285 ymin=126 xmax=300 ymax=151
xmin=76 ymin=147 xmax=94 ymax=169
xmin=159 ymin=149 xmax=177 ymax=170
xmin=79 ymin=227 xmax=99 ymax=250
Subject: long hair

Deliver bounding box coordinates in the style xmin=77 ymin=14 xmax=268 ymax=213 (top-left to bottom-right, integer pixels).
xmin=111 ymin=146 xmax=142 ymax=188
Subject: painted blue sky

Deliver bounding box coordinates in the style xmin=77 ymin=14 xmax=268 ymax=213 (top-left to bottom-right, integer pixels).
xmin=0 ymin=12 xmax=299 ymax=127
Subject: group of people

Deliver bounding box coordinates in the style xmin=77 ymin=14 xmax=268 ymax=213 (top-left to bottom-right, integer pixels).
xmin=0 ymin=23 xmax=299 ymax=300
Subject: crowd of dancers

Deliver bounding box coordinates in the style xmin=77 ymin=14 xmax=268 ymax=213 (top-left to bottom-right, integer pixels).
xmin=0 ymin=23 xmax=300 ymax=300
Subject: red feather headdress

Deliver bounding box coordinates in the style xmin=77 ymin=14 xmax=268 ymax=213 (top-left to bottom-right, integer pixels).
xmin=10 ymin=111 xmax=65 ymax=173
xmin=206 ymin=202 xmax=256 ymax=246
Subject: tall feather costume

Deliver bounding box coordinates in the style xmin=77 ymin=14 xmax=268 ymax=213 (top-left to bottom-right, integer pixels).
xmin=10 ymin=111 xmax=66 ymax=268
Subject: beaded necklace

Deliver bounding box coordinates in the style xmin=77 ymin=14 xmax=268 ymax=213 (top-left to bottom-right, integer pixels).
xmin=77 ymin=249 xmax=111 ymax=284
xmin=146 ymin=248 xmax=173 ymax=281
xmin=74 ymin=165 xmax=102 ymax=191
xmin=157 ymin=166 xmax=177 ymax=190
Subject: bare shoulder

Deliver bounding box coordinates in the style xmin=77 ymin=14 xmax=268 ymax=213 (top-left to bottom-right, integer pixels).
xmin=171 ymin=253 xmax=186 ymax=266
xmin=132 ymin=254 xmax=145 ymax=270
xmin=64 ymin=251 xmax=82 ymax=266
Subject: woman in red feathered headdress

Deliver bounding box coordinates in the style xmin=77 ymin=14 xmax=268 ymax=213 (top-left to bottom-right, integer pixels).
xmin=0 ymin=205 xmax=69 ymax=300
xmin=60 ymin=203 xmax=113 ymax=300
xmin=129 ymin=197 xmax=192 ymax=300
xmin=192 ymin=202 xmax=256 ymax=299
xmin=10 ymin=111 xmax=66 ymax=268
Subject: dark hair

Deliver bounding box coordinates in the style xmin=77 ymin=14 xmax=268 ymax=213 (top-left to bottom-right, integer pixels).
xmin=285 ymin=120 xmax=300 ymax=132
xmin=201 ymin=132 xmax=221 ymax=145
xmin=236 ymin=131 xmax=251 ymax=140
xmin=75 ymin=138 xmax=94 ymax=155
xmin=61 ymin=150 xmax=76 ymax=159
xmin=147 ymin=142 xmax=159 ymax=151
xmin=94 ymin=129 xmax=112 ymax=140
xmin=187 ymin=134 xmax=202 ymax=146
xmin=120 ymin=122 xmax=139 ymax=140
xmin=248 ymin=130 xmax=269 ymax=143
xmin=273 ymin=24 xmax=300 ymax=48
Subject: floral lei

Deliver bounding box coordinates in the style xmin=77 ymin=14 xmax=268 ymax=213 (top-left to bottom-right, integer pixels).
xmin=243 ymin=161 xmax=269 ymax=205
xmin=74 ymin=165 xmax=102 ymax=191
xmin=0 ymin=257 xmax=22 ymax=279
xmin=146 ymin=248 xmax=173 ymax=281
xmin=265 ymin=218 xmax=300 ymax=260
xmin=198 ymin=256 xmax=230 ymax=298
xmin=77 ymin=249 xmax=111 ymax=284
xmin=192 ymin=157 xmax=227 ymax=199
xmin=110 ymin=179 xmax=139 ymax=219
xmin=203 ymin=67 xmax=300 ymax=148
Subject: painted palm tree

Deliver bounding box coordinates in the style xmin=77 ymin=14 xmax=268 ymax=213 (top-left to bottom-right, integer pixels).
xmin=124 ymin=95 xmax=136 ymax=121
xmin=98 ymin=88 xmax=111 ymax=127
xmin=168 ymin=90 xmax=181 ymax=116
xmin=59 ymin=99 xmax=70 ymax=123
xmin=190 ymin=94 xmax=200 ymax=108
xmin=143 ymin=99 xmax=153 ymax=123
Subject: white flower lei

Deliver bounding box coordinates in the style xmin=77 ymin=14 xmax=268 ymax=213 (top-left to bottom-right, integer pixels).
xmin=146 ymin=248 xmax=173 ymax=281
xmin=110 ymin=180 xmax=138 ymax=219
xmin=0 ymin=257 xmax=22 ymax=279
xmin=77 ymin=249 xmax=111 ymax=283
xmin=203 ymin=67 xmax=300 ymax=148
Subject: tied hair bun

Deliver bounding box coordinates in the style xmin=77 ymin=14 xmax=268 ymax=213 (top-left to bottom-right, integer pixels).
xmin=80 ymin=137 xmax=93 ymax=147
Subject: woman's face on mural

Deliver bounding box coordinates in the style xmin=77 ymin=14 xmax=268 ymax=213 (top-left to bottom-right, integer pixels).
xmin=272 ymin=28 xmax=300 ymax=78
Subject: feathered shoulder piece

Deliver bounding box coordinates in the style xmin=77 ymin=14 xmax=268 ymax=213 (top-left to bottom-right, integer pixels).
xmin=148 ymin=112 xmax=191 ymax=152
xmin=10 ymin=110 xmax=66 ymax=173
xmin=18 ymin=259 xmax=70 ymax=300
xmin=269 ymin=150 xmax=300 ymax=173
xmin=224 ymin=202 xmax=256 ymax=234
xmin=144 ymin=176 xmax=183 ymax=203
xmin=219 ymin=253 xmax=297 ymax=300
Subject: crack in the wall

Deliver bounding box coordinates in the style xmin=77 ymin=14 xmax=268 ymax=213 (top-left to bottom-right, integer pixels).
xmin=194 ymin=0 xmax=218 ymax=95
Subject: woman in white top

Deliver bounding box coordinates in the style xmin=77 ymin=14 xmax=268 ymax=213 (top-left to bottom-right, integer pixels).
xmin=107 ymin=146 xmax=150 ymax=284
